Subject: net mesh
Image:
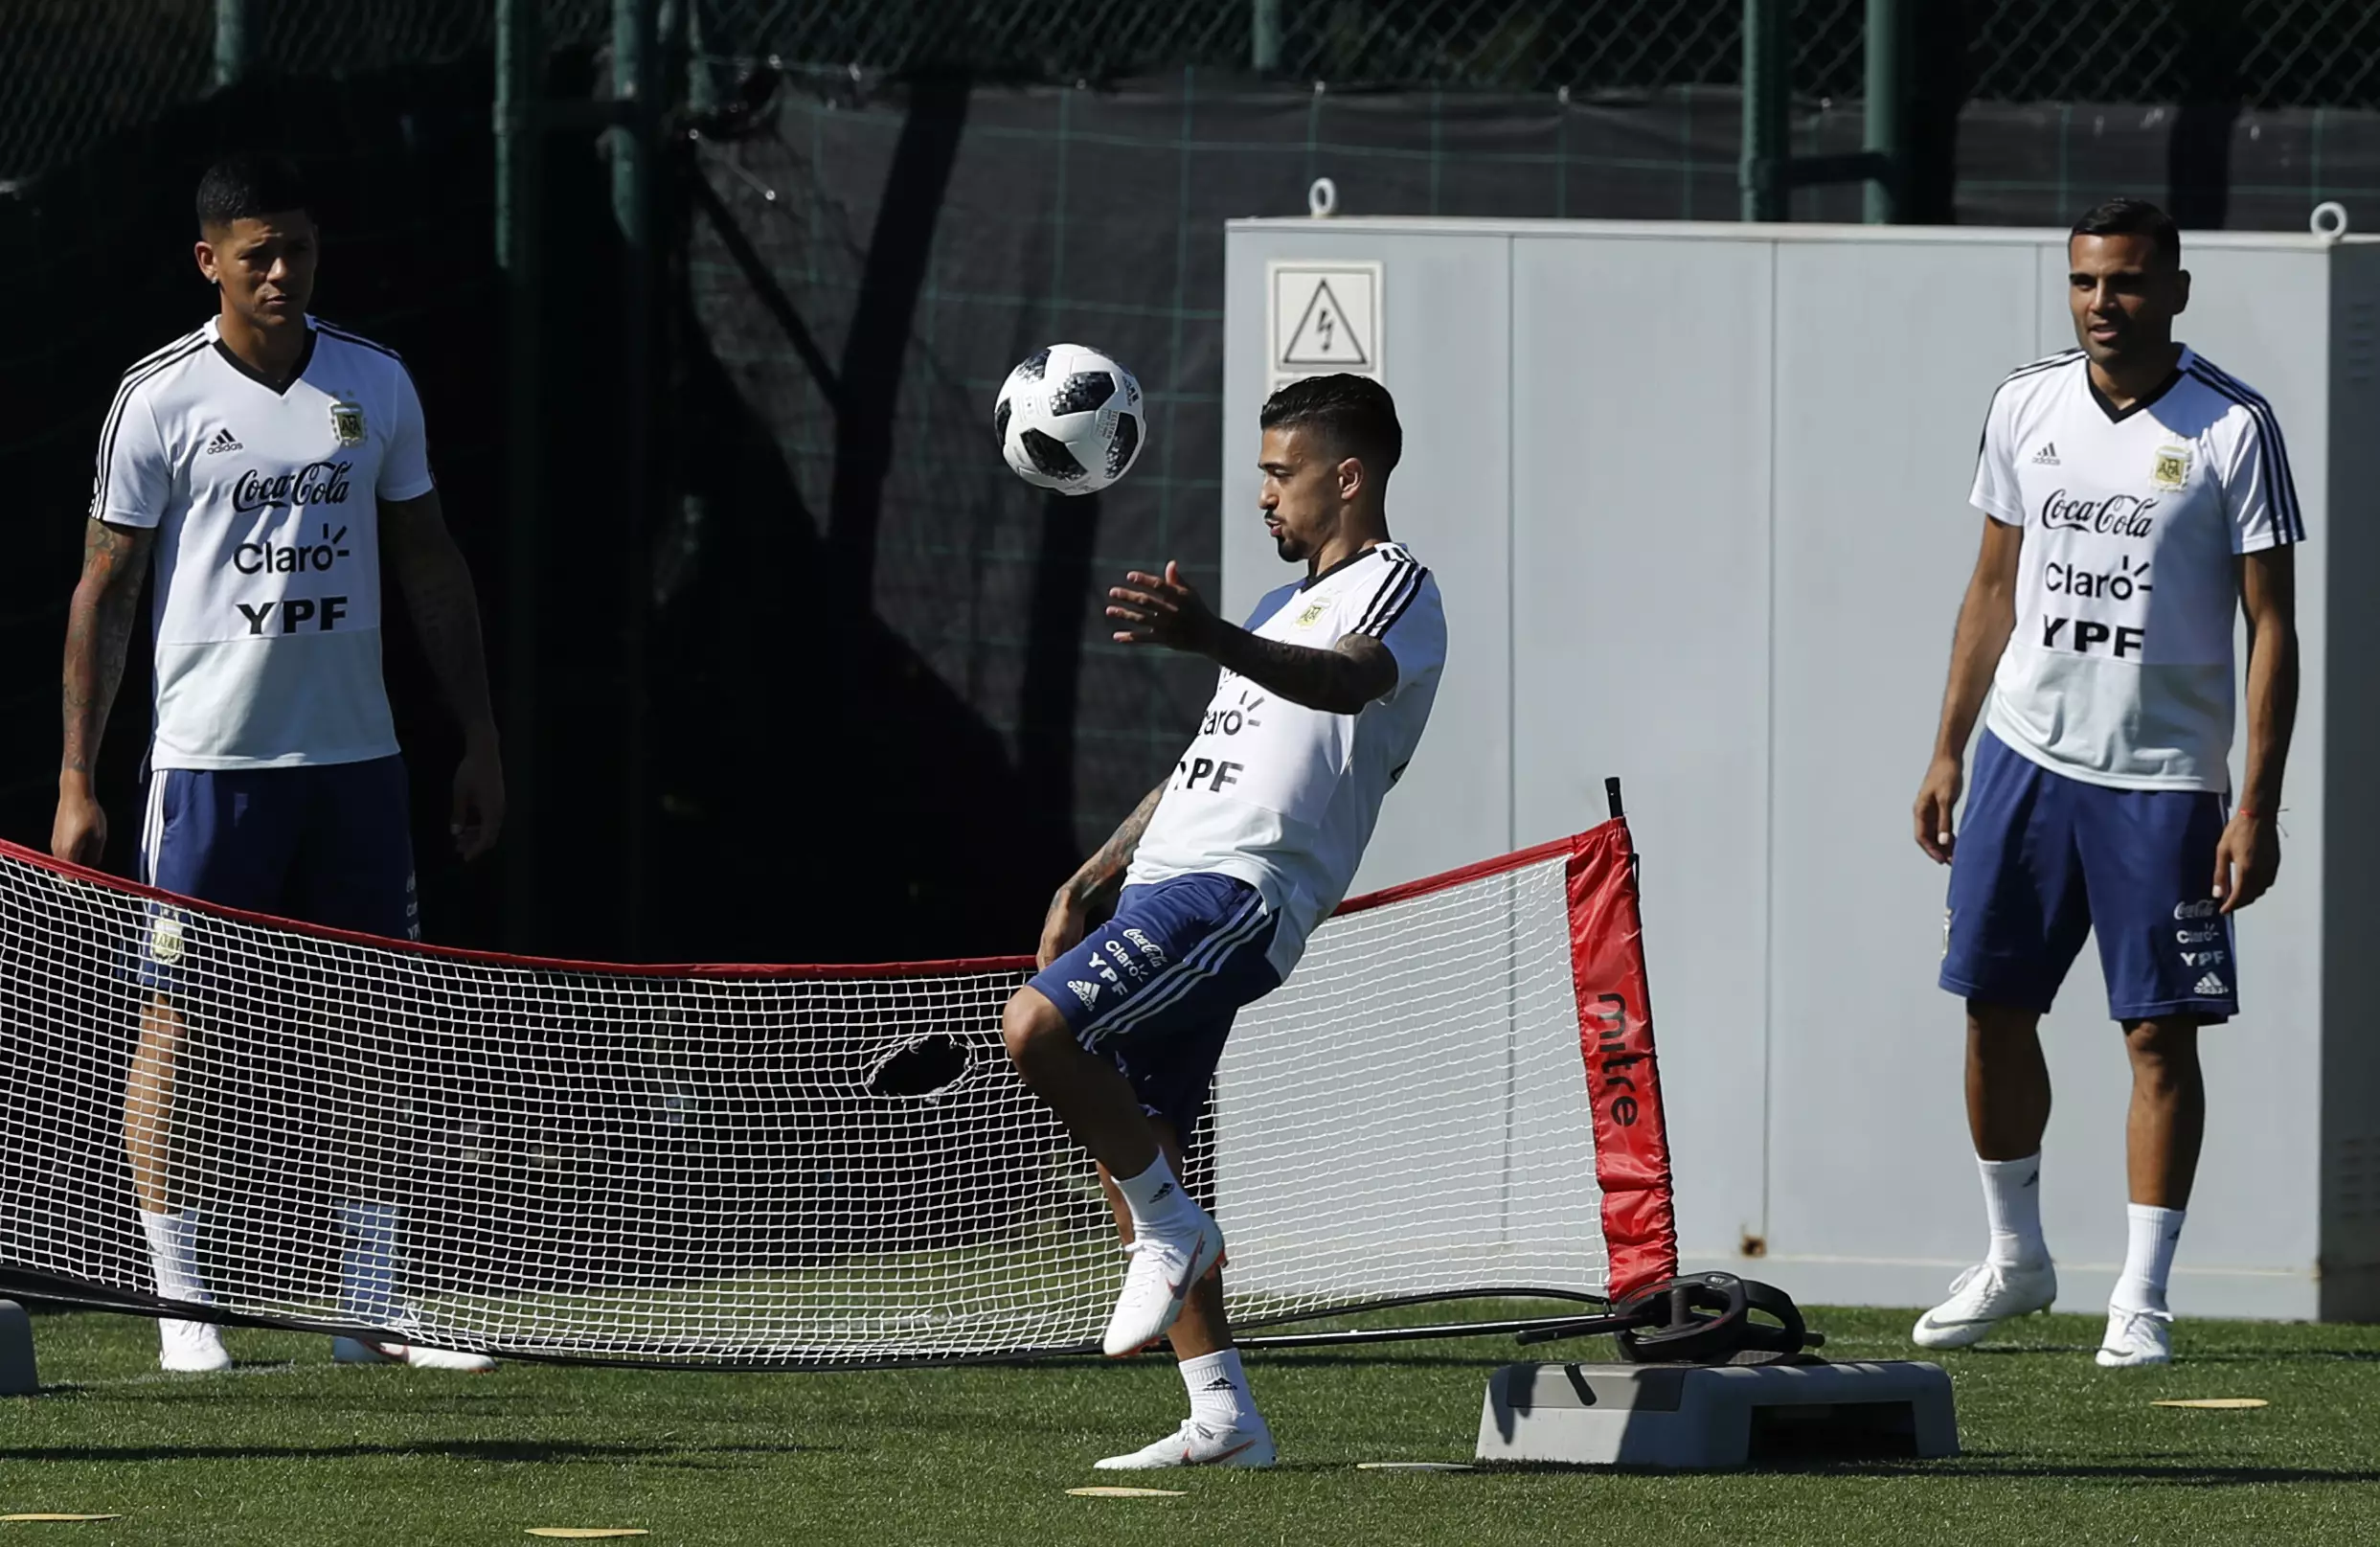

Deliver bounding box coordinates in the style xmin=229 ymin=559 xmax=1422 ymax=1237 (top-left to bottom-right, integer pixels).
xmin=0 ymin=839 xmax=1606 ymax=1367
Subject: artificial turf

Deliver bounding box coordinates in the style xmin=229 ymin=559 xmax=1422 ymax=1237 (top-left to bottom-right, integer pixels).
xmin=4 ymin=1302 xmax=2377 ymax=1545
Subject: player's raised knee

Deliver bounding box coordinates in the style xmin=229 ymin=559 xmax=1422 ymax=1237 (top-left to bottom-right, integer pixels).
xmin=1000 ymin=986 xmax=1069 ymax=1067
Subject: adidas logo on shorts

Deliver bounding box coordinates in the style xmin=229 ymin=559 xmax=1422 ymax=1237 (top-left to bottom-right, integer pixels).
xmin=2194 ymin=971 xmax=2229 ymax=996
xmin=1068 ymin=980 xmax=1099 ymax=1008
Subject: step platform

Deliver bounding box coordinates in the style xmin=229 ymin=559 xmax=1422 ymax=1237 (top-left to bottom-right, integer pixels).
xmin=0 ymin=1301 xmax=34 ymax=1396
xmin=1476 ymin=1359 xmax=1957 ymax=1468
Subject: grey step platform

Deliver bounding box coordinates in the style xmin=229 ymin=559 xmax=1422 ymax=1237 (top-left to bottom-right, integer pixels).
xmin=1477 ymin=1359 xmax=1957 ymax=1468
xmin=0 ymin=1301 xmax=34 ymax=1397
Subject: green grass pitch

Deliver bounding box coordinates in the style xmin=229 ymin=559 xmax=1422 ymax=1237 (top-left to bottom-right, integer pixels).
xmin=4 ymin=1303 xmax=2378 ymax=1545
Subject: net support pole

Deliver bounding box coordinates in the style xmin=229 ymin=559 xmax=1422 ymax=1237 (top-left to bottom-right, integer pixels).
xmin=1252 ymin=0 xmax=1281 ymax=71
xmin=1863 ymin=0 xmax=1905 ymax=223
xmin=496 ymin=0 xmax=546 ymax=948
xmin=213 ymin=0 xmax=248 ymax=89
xmin=0 ymin=1301 xmax=34 ymax=1395
xmin=1739 ymin=0 xmax=1787 ymax=221
xmin=611 ymin=0 xmax=660 ymax=953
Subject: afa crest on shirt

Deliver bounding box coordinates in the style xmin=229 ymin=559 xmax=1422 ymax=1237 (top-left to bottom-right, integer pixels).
xmin=2151 ymin=444 xmax=2191 ymax=490
xmin=1295 ymin=602 xmax=1327 ymax=627
xmin=148 ymin=908 xmax=187 ymax=965
xmin=329 ymin=398 xmax=368 ymax=447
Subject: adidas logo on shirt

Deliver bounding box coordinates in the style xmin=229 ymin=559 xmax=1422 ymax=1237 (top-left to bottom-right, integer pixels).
xmin=2030 ymin=442 xmax=2059 ymax=466
xmin=2194 ymin=972 xmax=2230 ymax=996
xmin=204 ymin=427 xmax=243 ymax=454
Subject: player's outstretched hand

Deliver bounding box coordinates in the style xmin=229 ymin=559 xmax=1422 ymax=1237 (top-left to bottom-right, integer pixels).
xmin=1914 ymin=754 xmax=1963 ymax=864
xmin=51 ymin=782 xmax=107 ymax=870
xmin=1037 ymin=888 xmax=1087 ymax=970
xmin=2212 ymin=808 xmax=2279 ymax=915
xmin=450 ymin=738 xmax=507 ymax=861
xmin=1107 ymin=562 xmax=1219 ymax=654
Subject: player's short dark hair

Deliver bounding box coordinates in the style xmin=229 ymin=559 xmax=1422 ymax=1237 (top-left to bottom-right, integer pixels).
xmin=1260 ymin=374 xmax=1402 ymax=483
xmin=2071 ymin=196 xmax=2181 ymax=268
xmin=195 ymin=154 xmax=311 ymax=231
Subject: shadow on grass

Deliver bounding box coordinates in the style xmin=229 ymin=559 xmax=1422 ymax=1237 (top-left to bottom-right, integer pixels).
xmin=2166 ymin=1350 xmax=2380 ymax=1365
xmin=1816 ymin=1456 xmax=2380 ymax=1487
xmin=0 ymin=1440 xmax=824 ymax=1465
xmin=1964 ymin=1345 xmax=2380 ymax=1364
xmin=1483 ymin=1456 xmax=2380 ymax=1486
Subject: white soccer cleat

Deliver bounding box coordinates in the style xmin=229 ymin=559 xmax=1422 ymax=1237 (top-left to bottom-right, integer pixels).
xmin=1911 ymin=1261 xmax=2058 ymax=1349
xmin=332 ymin=1336 xmax=496 ymax=1373
xmin=157 ymin=1317 xmax=231 ymax=1374
xmin=1101 ymin=1208 xmax=1225 ymax=1358
xmin=2095 ymin=1308 xmax=2174 ymax=1368
xmin=1094 ymin=1417 xmax=1276 ymax=1470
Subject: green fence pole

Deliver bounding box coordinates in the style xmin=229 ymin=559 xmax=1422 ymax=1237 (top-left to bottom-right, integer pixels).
xmin=1253 ymin=0 xmax=1281 ymax=72
xmin=1864 ymin=0 xmax=1904 ymax=222
xmin=495 ymin=0 xmax=544 ymax=949
xmin=214 ymin=0 xmax=248 ymax=89
xmin=1740 ymin=0 xmax=1786 ymax=221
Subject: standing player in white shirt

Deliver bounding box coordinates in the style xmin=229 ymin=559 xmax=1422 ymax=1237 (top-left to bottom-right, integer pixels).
xmin=1911 ymin=198 xmax=2301 ymax=1367
xmin=52 ymin=155 xmax=505 ymax=1375
xmin=1000 ymin=375 xmax=1444 ymax=1468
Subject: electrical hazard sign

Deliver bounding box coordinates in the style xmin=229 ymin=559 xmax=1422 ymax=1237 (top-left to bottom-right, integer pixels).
xmin=1269 ymin=262 xmax=1381 ymax=391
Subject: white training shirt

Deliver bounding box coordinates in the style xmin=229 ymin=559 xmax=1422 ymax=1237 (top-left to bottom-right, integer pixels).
xmin=1126 ymin=542 xmax=1446 ymax=976
xmin=1969 ymin=346 xmax=2303 ymax=790
xmin=91 ymin=317 xmax=435 ymax=770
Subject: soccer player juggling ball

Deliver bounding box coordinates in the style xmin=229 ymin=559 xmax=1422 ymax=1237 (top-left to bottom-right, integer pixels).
xmin=1913 ymin=198 xmax=2301 ymax=1368
xmin=53 ymin=155 xmax=505 ymax=1374
xmin=1002 ymin=375 xmax=1444 ymax=1468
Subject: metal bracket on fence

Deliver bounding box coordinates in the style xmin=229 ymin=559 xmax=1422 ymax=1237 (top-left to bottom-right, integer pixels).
xmin=2312 ymin=201 xmax=2350 ymax=242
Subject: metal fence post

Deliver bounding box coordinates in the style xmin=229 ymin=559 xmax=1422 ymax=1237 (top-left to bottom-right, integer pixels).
xmin=613 ymin=0 xmax=660 ymax=955
xmin=495 ymin=0 xmax=544 ymax=950
xmin=1864 ymin=0 xmax=1904 ymax=222
xmin=1253 ymin=0 xmax=1281 ymax=72
xmin=1740 ymin=0 xmax=1786 ymax=221
xmin=214 ymin=0 xmax=248 ymax=89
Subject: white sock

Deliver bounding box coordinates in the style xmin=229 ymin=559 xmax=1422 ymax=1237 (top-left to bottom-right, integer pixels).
xmin=1978 ymin=1153 xmax=2048 ymax=1268
xmin=1181 ymin=1348 xmax=1258 ymax=1428
xmin=2112 ymin=1203 xmax=2186 ymax=1314
xmin=139 ymin=1207 xmax=209 ymax=1304
xmin=336 ymin=1199 xmax=400 ymax=1324
xmin=1114 ymin=1155 xmax=1196 ymax=1235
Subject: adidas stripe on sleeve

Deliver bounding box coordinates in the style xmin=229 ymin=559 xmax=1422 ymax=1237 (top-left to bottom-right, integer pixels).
xmin=2187 ymin=361 xmax=2305 ymax=551
xmin=1348 ymin=543 xmax=1438 ymax=694
xmin=90 ymin=332 xmax=208 ymax=528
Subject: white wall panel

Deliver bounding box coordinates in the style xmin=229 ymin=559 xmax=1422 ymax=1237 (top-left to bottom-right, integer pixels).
xmin=1764 ymin=238 xmax=2045 ymax=1275
xmin=1225 ymin=216 xmax=2368 ymax=1318
xmin=1507 ymin=234 xmax=1775 ymax=1265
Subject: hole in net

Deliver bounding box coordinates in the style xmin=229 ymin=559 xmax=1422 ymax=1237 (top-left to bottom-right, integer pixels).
xmin=864 ymin=1034 xmax=974 ymax=1099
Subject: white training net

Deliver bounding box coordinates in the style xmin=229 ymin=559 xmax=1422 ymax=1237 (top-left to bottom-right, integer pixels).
xmin=0 ymin=841 xmax=1608 ymax=1367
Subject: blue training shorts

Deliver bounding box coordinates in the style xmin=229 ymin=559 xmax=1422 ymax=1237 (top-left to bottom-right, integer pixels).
xmin=1026 ymin=872 xmax=1282 ymax=1139
xmin=1941 ymin=730 xmax=2235 ymax=1023
xmin=136 ymin=757 xmax=419 ymax=990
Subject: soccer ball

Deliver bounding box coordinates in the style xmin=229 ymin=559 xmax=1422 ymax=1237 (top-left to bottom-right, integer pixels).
xmin=994 ymin=344 xmax=1145 ymax=495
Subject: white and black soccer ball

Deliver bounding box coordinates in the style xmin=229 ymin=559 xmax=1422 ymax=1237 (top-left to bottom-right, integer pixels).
xmin=993 ymin=343 xmax=1145 ymax=495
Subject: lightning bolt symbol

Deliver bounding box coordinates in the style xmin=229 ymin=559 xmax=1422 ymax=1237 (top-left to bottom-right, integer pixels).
xmin=1317 ymin=310 xmax=1334 ymax=352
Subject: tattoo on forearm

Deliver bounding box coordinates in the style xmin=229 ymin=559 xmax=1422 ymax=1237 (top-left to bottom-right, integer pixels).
xmin=1209 ymin=629 xmax=1394 ymax=715
xmin=61 ymin=520 xmax=150 ymax=776
xmin=1065 ymin=783 xmax=1167 ymax=909
xmin=389 ymin=512 xmax=496 ymax=737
